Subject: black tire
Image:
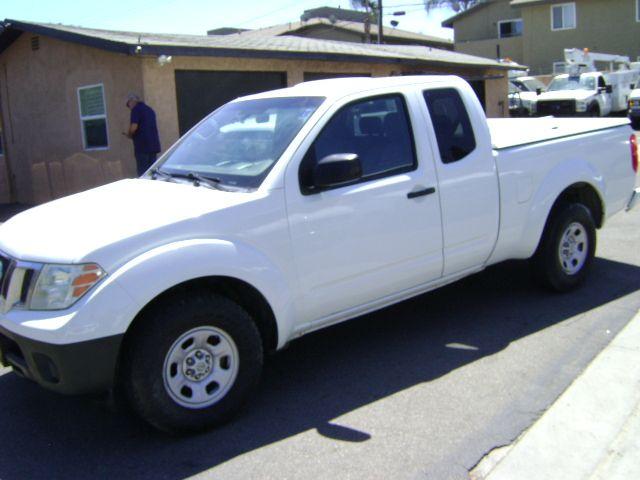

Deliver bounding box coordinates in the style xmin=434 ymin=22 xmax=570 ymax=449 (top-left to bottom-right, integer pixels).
xmin=531 ymin=203 xmax=596 ymax=292
xmin=120 ymin=292 xmax=263 ymax=433
xmin=631 ymin=117 xmax=640 ymax=131
xmin=588 ymin=104 xmax=600 ymax=117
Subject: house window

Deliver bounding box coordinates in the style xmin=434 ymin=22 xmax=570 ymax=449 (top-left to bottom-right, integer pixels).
xmin=498 ymin=19 xmax=523 ymax=38
xmin=553 ymin=62 xmax=567 ymax=74
xmin=77 ymin=84 xmax=108 ymax=149
xmin=551 ymin=2 xmax=576 ymax=30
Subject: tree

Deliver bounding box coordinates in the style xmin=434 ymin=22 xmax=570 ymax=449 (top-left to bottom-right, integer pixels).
xmin=423 ymin=0 xmax=481 ymax=13
xmin=349 ymin=0 xmax=378 ymax=43
xmin=350 ymin=0 xmax=378 ymax=19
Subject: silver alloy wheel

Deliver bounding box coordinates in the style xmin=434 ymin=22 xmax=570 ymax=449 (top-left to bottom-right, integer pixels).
xmin=163 ymin=326 xmax=240 ymax=409
xmin=558 ymin=222 xmax=588 ymax=275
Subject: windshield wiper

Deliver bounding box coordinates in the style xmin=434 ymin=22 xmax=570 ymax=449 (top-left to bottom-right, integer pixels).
xmin=150 ymin=168 xmax=235 ymax=191
xmin=150 ymin=168 xmax=176 ymax=182
xmin=185 ymin=172 xmax=229 ymax=191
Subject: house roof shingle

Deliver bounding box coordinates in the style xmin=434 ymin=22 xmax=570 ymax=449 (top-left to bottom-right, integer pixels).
xmin=220 ymin=17 xmax=452 ymax=48
xmin=509 ymin=0 xmax=556 ymax=5
xmin=0 ymin=19 xmax=524 ymax=71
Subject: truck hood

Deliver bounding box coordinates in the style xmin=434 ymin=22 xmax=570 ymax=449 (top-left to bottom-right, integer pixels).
xmin=537 ymin=90 xmax=596 ymax=102
xmin=518 ymin=91 xmax=538 ymax=102
xmin=0 ymin=179 xmax=264 ymax=270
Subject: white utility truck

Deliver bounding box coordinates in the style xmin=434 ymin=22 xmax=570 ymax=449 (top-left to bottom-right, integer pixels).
xmin=509 ymin=76 xmax=546 ymax=116
xmin=629 ymin=88 xmax=640 ymax=130
xmin=537 ymin=48 xmax=640 ymax=117
xmin=0 ymin=76 xmax=638 ymax=432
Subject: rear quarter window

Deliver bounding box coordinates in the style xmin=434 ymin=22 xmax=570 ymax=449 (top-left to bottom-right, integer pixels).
xmin=423 ymin=88 xmax=476 ymax=164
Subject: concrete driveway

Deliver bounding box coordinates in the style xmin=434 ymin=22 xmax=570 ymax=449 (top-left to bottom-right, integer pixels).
xmin=0 ymin=191 xmax=639 ymax=480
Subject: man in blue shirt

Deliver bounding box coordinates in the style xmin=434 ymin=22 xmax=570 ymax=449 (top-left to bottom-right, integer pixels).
xmin=124 ymin=94 xmax=161 ymax=176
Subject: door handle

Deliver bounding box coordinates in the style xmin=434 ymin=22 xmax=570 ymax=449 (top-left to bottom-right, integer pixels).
xmin=407 ymin=187 xmax=436 ymax=199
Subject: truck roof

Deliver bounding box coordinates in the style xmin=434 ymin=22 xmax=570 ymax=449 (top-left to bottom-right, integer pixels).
xmin=237 ymin=75 xmax=463 ymax=102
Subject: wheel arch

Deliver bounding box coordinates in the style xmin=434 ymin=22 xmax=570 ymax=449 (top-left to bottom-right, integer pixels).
xmin=532 ymin=181 xmax=604 ymax=255
xmin=122 ymin=275 xmax=279 ymax=356
xmin=550 ymin=182 xmax=604 ymax=228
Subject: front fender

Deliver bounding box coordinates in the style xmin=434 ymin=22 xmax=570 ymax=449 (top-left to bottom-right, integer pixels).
xmin=110 ymin=239 xmax=294 ymax=347
xmin=518 ymin=159 xmax=605 ymax=258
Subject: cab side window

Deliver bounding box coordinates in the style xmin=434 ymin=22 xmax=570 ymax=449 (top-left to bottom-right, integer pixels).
xmin=423 ymin=88 xmax=476 ymax=164
xmin=300 ymin=94 xmax=416 ymax=193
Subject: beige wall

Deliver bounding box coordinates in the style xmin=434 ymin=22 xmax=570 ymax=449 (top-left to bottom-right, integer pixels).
xmin=0 ymin=33 xmax=508 ymax=204
xmin=455 ymin=36 xmax=524 ymax=64
xmin=0 ymin=34 xmax=143 ymax=204
xmin=142 ymin=56 xmax=509 ymax=154
xmin=522 ymin=0 xmax=640 ymax=75
xmin=453 ymin=0 xmax=523 ymax=42
xmin=141 ymin=56 xmax=401 ymax=152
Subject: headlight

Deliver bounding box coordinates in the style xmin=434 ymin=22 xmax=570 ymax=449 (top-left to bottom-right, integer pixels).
xmin=576 ymin=101 xmax=588 ymax=112
xmin=525 ymin=100 xmax=537 ymax=114
xmin=30 ymin=263 xmax=105 ymax=310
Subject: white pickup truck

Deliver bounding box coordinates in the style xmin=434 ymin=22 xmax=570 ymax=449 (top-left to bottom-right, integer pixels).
xmin=0 ymin=76 xmax=638 ymax=432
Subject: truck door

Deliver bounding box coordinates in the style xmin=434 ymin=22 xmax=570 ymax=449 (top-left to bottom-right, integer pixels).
xmin=597 ymin=76 xmax=612 ymax=115
xmin=285 ymin=92 xmax=444 ymax=324
xmin=420 ymin=87 xmax=500 ymax=276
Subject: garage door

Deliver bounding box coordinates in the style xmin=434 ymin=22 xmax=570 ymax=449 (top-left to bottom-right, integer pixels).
xmin=175 ymin=70 xmax=287 ymax=135
xmin=303 ymin=72 xmax=371 ymax=81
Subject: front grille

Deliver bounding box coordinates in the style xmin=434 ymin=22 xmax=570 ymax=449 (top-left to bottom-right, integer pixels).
xmin=0 ymin=253 xmax=12 ymax=301
xmin=0 ymin=252 xmax=40 ymax=312
xmin=537 ymin=100 xmax=576 ymax=116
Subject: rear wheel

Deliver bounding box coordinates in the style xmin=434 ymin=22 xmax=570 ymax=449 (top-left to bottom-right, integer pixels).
xmin=631 ymin=117 xmax=640 ymax=131
xmin=121 ymin=292 xmax=263 ymax=433
xmin=531 ymin=203 xmax=596 ymax=292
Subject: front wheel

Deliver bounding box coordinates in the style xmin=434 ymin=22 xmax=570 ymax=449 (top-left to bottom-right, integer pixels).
xmin=531 ymin=203 xmax=596 ymax=292
xmin=121 ymin=292 xmax=263 ymax=433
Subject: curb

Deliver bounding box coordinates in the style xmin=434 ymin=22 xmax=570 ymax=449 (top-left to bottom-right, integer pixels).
xmin=472 ymin=308 xmax=640 ymax=480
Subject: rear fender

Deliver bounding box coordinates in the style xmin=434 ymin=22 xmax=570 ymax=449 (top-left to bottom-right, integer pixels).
xmin=518 ymin=159 xmax=605 ymax=258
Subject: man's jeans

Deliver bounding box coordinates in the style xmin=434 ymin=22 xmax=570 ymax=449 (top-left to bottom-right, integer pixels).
xmin=135 ymin=152 xmax=158 ymax=176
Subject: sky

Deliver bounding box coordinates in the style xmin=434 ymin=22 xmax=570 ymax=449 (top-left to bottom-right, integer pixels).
xmin=1 ymin=0 xmax=455 ymax=40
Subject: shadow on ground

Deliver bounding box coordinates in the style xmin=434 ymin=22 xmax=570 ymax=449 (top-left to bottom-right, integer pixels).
xmin=0 ymin=257 xmax=638 ymax=479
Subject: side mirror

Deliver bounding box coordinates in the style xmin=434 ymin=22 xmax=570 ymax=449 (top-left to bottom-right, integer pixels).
xmin=313 ymin=153 xmax=362 ymax=189
xmin=606 ymin=85 xmax=613 ymax=94
xmin=536 ymin=88 xmax=542 ymax=95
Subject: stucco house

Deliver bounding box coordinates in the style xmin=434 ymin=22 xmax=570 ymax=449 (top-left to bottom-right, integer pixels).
xmin=0 ymin=19 xmax=517 ymax=205
xmin=443 ymin=0 xmax=640 ymax=75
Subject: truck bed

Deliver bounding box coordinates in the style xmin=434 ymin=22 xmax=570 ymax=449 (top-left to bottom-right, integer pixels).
xmin=488 ymin=117 xmax=630 ymax=150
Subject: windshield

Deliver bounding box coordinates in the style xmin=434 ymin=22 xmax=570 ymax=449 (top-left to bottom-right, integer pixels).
xmin=158 ymin=96 xmax=325 ymax=189
xmin=513 ymin=78 xmax=546 ymax=92
xmin=547 ymin=75 xmax=597 ymax=92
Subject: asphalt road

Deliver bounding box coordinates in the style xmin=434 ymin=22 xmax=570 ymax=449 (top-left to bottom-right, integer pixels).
xmin=0 ymin=193 xmax=639 ymax=480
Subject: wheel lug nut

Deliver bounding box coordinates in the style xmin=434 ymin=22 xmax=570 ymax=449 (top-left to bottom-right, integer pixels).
xmin=195 ymin=351 xmax=203 ymax=359
xmin=186 ymin=369 xmax=195 ymax=376
xmin=186 ymin=358 xmax=195 ymax=366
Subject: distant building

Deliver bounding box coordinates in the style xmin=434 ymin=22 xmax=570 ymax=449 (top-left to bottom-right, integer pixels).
xmin=443 ymin=0 xmax=640 ymax=75
xmin=0 ymin=20 xmax=515 ymax=205
xmin=210 ymin=6 xmax=454 ymax=50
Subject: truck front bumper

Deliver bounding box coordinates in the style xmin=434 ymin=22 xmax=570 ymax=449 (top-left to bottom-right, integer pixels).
xmin=627 ymin=188 xmax=640 ymax=212
xmin=0 ymin=324 xmax=123 ymax=394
